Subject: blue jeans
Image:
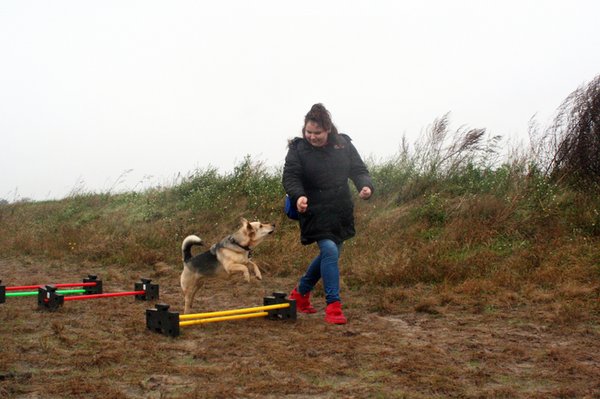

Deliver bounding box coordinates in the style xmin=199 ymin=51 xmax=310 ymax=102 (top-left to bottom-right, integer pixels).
xmin=298 ymin=239 xmax=343 ymax=304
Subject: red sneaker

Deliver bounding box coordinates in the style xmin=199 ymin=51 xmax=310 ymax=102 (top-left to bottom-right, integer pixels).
xmin=289 ymin=288 xmax=317 ymax=314
xmin=325 ymin=301 xmax=347 ymax=324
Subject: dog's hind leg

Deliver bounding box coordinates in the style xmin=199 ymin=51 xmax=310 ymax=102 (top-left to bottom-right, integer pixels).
xmin=183 ymin=283 xmax=202 ymax=314
xmin=181 ymin=268 xmax=202 ymax=314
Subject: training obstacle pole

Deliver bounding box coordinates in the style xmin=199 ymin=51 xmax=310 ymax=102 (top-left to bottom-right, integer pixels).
xmin=38 ymin=278 xmax=158 ymax=311
xmin=0 ymin=275 xmax=102 ymax=304
xmin=146 ymin=292 xmax=296 ymax=337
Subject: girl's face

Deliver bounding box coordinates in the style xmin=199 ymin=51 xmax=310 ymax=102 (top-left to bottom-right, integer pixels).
xmin=304 ymin=121 xmax=330 ymax=147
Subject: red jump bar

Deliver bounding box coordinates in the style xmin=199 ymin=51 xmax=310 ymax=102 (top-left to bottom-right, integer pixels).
xmin=7 ymin=282 xmax=98 ymax=291
xmin=63 ymin=290 xmax=145 ymax=301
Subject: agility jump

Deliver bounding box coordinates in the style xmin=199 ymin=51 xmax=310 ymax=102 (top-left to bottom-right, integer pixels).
xmin=0 ymin=275 xmax=102 ymax=304
xmin=38 ymin=278 xmax=158 ymax=311
xmin=146 ymin=292 xmax=296 ymax=337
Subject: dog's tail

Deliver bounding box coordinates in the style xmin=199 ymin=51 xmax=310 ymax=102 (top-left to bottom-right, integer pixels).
xmin=182 ymin=235 xmax=203 ymax=262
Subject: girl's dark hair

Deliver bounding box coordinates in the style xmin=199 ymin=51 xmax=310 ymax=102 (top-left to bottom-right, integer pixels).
xmin=302 ymin=103 xmax=340 ymax=143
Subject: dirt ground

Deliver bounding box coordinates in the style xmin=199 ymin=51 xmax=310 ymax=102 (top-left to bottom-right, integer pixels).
xmin=1 ymin=257 xmax=599 ymax=399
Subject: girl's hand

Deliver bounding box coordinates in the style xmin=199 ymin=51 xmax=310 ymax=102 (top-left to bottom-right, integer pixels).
xmin=359 ymin=187 xmax=372 ymax=200
xmin=296 ymin=196 xmax=308 ymax=213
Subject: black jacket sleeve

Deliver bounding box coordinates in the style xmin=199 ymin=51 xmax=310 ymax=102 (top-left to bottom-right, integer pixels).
xmin=282 ymin=139 xmax=306 ymax=205
xmin=346 ymin=137 xmax=375 ymax=195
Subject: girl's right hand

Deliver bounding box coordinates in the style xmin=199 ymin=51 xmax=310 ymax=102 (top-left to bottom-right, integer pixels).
xmin=359 ymin=186 xmax=372 ymax=199
xmin=296 ymin=196 xmax=308 ymax=213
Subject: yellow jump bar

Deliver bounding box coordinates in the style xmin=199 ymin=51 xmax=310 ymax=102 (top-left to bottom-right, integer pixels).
xmin=180 ymin=311 xmax=268 ymax=327
xmin=179 ymin=303 xmax=290 ymax=321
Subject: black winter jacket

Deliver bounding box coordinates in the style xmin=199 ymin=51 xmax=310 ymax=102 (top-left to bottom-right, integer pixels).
xmin=282 ymin=134 xmax=374 ymax=245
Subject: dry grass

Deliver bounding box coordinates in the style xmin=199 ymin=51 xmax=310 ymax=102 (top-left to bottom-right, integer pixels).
xmin=547 ymin=74 xmax=600 ymax=187
xmin=3 ymin=185 xmax=597 ymax=397
xmin=1 ymin=257 xmax=599 ymax=399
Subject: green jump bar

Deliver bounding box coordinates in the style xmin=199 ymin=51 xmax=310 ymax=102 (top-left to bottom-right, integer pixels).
xmin=6 ymin=289 xmax=87 ymax=297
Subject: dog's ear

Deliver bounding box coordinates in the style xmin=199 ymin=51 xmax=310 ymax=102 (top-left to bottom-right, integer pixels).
xmin=240 ymin=217 xmax=251 ymax=230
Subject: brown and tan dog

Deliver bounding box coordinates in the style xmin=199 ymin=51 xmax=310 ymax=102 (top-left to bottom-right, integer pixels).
xmin=180 ymin=218 xmax=275 ymax=314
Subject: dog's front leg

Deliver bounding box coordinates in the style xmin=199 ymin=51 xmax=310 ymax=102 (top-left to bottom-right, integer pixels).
xmin=225 ymin=263 xmax=251 ymax=282
xmin=247 ymin=260 xmax=262 ymax=280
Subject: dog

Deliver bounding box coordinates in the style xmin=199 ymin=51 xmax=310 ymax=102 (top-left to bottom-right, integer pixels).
xmin=180 ymin=218 xmax=275 ymax=314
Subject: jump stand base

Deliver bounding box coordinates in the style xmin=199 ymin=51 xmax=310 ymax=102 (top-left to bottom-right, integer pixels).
xmin=146 ymin=292 xmax=297 ymax=337
xmin=37 ymin=278 xmax=158 ymax=311
xmin=0 ymin=281 xmax=6 ymax=304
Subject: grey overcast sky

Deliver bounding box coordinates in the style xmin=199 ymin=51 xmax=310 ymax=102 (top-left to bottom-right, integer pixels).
xmin=1 ymin=1 xmax=599 ymax=201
